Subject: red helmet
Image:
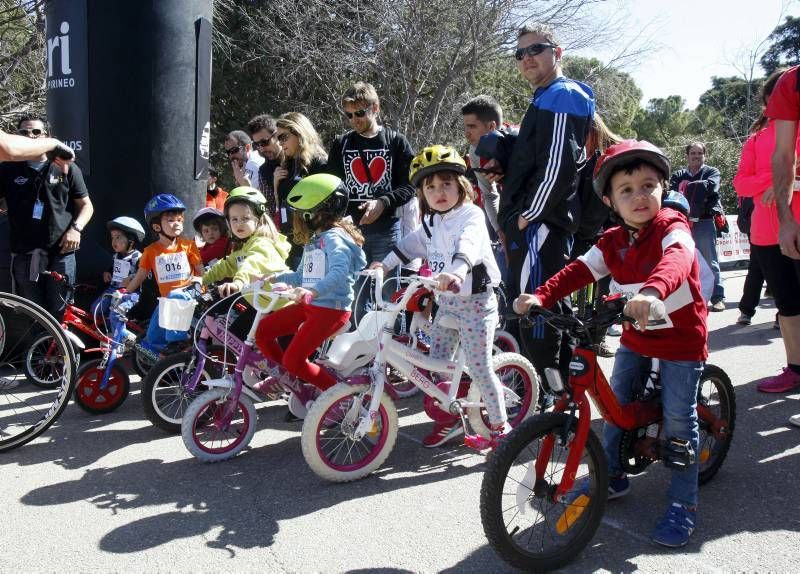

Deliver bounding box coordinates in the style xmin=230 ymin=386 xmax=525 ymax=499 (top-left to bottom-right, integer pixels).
xmin=592 ymin=139 xmax=670 ymax=199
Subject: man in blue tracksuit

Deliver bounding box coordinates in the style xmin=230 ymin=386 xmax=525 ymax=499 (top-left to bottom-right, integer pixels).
xmin=494 ymin=24 xmax=595 ymax=393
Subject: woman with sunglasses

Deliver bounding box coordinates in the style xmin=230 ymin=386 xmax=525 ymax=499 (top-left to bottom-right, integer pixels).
xmin=273 ymin=112 xmax=328 ymax=267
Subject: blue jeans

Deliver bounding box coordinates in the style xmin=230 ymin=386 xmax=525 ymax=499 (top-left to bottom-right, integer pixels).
xmin=603 ymin=344 xmax=703 ymax=508
xmin=353 ymin=222 xmax=401 ymax=323
xmin=144 ymin=290 xmax=192 ymax=350
xmin=693 ymin=218 xmax=724 ymax=303
xmin=11 ymin=251 xmax=76 ymax=323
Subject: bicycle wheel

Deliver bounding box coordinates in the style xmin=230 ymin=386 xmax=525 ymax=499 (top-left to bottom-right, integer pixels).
xmin=0 ymin=292 xmax=77 ymax=452
xmin=74 ymin=358 xmax=131 ymax=414
xmin=481 ymin=413 xmax=608 ymax=572
xmin=697 ymin=364 xmax=736 ymax=485
xmin=24 ymin=333 xmax=67 ymax=388
xmin=467 ymin=352 xmax=538 ymax=438
xmin=492 ymin=329 xmax=520 ymax=355
xmin=301 ymin=382 xmax=398 ymax=483
xmin=181 ymin=388 xmax=257 ymax=462
xmin=142 ymin=346 xmax=227 ymax=433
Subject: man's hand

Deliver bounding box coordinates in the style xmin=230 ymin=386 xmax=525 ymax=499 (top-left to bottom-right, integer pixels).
xmin=779 ymin=219 xmax=800 ymax=259
xmin=358 ymin=200 xmax=385 ymax=225
xmin=517 ymin=215 xmax=529 ymax=231
xmin=761 ymin=186 xmax=775 ymax=206
xmin=231 ymin=159 xmax=251 ymax=186
xmin=513 ymin=294 xmax=541 ymax=314
xmin=46 ymin=142 xmax=75 ymax=174
xmin=483 ymin=159 xmax=505 ymax=184
xmin=60 ymin=227 xmax=81 ymax=253
xmin=434 ymin=272 xmax=462 ymax=292
xmin=623 ymin=290 xmax=660 ymax=332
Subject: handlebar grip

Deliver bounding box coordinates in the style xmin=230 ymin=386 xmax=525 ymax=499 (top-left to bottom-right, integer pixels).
xmin=649 ymin=299 xmax=666 ymax=321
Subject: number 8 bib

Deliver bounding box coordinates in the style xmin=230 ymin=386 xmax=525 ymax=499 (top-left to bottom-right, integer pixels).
xmin=302 ymin=248 xmax=326 ymax=288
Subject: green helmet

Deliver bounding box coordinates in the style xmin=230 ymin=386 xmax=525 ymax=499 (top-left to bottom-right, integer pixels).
xmin=225 ymin=186 xmax=267 ymax=217
xmin=286 ymin=173 xmax=348 ymax=223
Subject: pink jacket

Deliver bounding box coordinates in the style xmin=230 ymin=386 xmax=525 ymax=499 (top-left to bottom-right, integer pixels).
xmin=732 ymin=120 xmax=800 ymax=246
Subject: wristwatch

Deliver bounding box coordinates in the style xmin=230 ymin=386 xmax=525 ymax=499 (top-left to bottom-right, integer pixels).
xmin=70 ymin=222 xmax=83 ymax=232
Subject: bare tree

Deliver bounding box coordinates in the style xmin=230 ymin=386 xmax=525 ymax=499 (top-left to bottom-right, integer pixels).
xmin=0 ymin=0 xmax=46 ymax=128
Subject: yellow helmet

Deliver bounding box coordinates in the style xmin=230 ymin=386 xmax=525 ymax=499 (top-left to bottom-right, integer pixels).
xmin=409 ymin=145 xmax=467 ymax=187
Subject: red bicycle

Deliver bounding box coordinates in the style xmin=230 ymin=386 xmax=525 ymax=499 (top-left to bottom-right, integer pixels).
xmin=23 ymin=272 xmax=149 ymax=388
xmin=480 ymin=294 xmax=735 ymax=572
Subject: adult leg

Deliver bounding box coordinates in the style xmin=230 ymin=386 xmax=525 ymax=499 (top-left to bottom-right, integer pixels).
xmin=353 ymin=223 xmax=401 ymax=325
xmin=692 ymin=219 xmax=724 ymax=304
xmin=11 ymin=253 xmax=46 ymax=309
xmin=738 ymin=252 xmax=764 ymax=318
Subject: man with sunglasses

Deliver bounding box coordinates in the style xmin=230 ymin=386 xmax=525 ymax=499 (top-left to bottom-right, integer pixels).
xmin=326 ymin=82 xmax=416 ymax=316
xmin=494 ymin=24 xmax=595 ymax=402
xmin=223 ymin=130 xmax=264 ymax=191
xmin=247 ymin=114 xmax=284 ymax=223
xmin=0 ymin=114 xmax=94 ymax=321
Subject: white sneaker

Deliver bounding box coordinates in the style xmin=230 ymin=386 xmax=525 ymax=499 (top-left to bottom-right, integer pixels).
xmin=607 ymin=324 xmax=622 ymax=337
xmin=789 ymin=414 xmax=800 ymax=428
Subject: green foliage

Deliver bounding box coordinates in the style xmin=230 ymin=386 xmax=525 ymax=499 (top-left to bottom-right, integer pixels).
xmin=761 ymin=15 xmax=800 ymax=75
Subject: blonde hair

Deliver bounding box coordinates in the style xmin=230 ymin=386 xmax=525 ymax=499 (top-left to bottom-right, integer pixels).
xmin=292 ymin=213 xmax=364 ymax=247
xmin=227 ymin=202 xmax=280 ymax=251
xmin=587 ymin=113 xmax=623 ymax=155
xmin=276 ymin=112 xmax=327 ymax=172
xmin=416 ymin=171 xmax=474 ymax=216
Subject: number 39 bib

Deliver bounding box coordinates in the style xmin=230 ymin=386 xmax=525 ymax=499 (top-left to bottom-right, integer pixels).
xmin=302 ymin=248 xmax=326 ymax=288
xmin=155 ymin=251 xmax=190 ymax=284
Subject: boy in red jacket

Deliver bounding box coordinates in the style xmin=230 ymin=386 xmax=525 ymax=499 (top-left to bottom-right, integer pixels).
xmin=514 ymin=140 xmax=707 ymax=548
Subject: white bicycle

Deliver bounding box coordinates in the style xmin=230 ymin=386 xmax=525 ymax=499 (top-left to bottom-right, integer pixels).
xmin=300 ymin=268 xmax=539 ymax=482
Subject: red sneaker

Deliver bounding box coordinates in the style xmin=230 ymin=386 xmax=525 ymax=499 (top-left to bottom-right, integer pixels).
xmin=757 ymin=368 xmax=800 ymax=393
xmin=422 ymin=422 xmax=464 ymax=448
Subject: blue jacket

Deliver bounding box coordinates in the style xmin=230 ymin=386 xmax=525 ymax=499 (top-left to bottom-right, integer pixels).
xmin=275 ymin=227 xmax=366 ymax=310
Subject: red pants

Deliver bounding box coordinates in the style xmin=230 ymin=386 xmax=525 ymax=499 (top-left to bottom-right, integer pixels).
xmin=255 ymin=302 xmax=351 ymax=391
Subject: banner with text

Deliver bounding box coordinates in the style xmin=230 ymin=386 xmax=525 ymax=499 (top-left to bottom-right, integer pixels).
xmin=716 ymin=215 xmax=750 ymax=263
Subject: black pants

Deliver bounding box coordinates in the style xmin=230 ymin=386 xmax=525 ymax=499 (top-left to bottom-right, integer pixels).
xmin=738 ymin=252 xmax=765 ymax=317
xmin=504 ymin=221 xmax=573 ymax=385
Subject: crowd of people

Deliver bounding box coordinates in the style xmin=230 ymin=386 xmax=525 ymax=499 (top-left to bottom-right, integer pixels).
xmin=2 ymin=20 xmax=800 ymax=552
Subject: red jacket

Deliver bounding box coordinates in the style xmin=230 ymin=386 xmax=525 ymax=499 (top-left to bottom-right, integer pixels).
xmin=200 ymin=236 xmax=230 ymax=266
xmin=732 ymin=120 xmax=800 ymax=246
xmin=535 ymin=209 xmax=708 ymax=361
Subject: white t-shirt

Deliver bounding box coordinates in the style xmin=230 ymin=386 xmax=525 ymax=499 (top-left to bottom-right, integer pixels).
xmin=244 ymin=150 xmax=265 ymax=190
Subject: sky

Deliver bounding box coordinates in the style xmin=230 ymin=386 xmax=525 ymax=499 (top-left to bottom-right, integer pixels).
xmin=574 ymin=0 xmax=800 ymax=109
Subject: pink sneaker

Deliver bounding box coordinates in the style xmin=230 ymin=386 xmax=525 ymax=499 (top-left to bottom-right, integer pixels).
xmin=757 ymin=368 xmax=800 ymax=393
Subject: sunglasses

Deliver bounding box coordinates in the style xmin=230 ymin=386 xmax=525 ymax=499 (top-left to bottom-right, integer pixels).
xmin=344 ymin=107 xmax=371 ymax=119
xmin=224 ymin=146 xmax=241 ymax=155
xmin=18 ymin=128 xmax=44 ymax=137
xmin=277 ymin=132 xmax=293 ymax=144
xmin=253 ymin=134 xmax=275 ymax=148
xmin=514 ymin=43 xmax=556 ymax=61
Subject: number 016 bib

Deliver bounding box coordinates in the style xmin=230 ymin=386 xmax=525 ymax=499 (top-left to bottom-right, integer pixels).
xmin=155 ymin=251 xmax=190 ymax=284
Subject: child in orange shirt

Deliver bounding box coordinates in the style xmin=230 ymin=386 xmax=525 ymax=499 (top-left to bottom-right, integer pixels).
xmin=124 ymin=194 xmax=204 ymax=360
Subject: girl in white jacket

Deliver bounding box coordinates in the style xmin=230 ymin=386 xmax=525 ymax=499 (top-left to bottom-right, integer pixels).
xmin=371 ymin=145 xmax=508 ymax=448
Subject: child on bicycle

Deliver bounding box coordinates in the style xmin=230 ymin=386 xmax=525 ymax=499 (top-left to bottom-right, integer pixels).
xmin=192 ymin=207 xmax=230 ymax=267
xmin=514 ymin=140 xmax=707 ymax=548
xmin=123 ymin=194 xmax=204 ymax=360
xmin=90 ymin=216 xmax=145 ymax=318
xmin=255 ymin=173 xmax=366 ymax=392
xmin=371 ymin=145 xmax=507 ymax=449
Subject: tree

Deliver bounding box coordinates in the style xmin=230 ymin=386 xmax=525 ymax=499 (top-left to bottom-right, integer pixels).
xmin=761 ymin=15 xmax=800 ymax=74
xmin=0 ymin=0 xmax=46 ymax=129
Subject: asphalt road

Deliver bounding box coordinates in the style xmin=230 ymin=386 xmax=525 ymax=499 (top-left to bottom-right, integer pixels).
xmin=2 ymin=268 xmax=798 ymax=572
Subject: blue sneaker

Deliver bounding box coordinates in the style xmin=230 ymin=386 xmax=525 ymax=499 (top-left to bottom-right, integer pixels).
xmin=651 ymin=502 xmax=696 ymax=548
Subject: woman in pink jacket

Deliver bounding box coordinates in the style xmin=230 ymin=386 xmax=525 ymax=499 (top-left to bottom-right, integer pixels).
xmin=733 ymin=68 xmax=800 ymax=393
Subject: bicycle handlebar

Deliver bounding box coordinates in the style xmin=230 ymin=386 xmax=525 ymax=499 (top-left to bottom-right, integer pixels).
xmin=524 ymin=295 xmax=666 ymax=336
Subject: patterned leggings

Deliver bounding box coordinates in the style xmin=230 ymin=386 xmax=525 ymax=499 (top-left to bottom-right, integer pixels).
xmin=429 ymin=291 xmax=507 ymax=427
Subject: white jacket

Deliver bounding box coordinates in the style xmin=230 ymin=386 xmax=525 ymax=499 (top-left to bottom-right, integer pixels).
xmin=382 ymin=203 xmax=500 ymax=296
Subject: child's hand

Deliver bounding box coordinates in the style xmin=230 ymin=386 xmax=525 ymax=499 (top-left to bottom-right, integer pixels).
xmin=368 ymin=262 xmax=388 ymax=274
xmin=623 ymin=290 xmax=661 ymax=332
xmin=103 ymin=271 xmax=112 ymax=284
xmin=121 ymin=277 xmax=131 ymax=288
xmin=513 ymin=294 xmax=542 ymax=314
xmin=217 ymin=282 xmax=240 ymax=297
xmin=259 ymin=273 xmax=276 ymax=284
xmin=434 ymin=272 xmax=462 ymax=293
xmin=289 ymin=286 xmax=314 ymax=303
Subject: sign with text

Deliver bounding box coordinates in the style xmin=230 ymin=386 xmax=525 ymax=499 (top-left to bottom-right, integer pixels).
xmin=716 ymin=215 xmax=750 ymax=263
xmin=45 ymin=0 xmax=90 ymax=174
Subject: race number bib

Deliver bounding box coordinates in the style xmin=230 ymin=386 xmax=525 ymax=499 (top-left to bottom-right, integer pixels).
xmin=112 ymin=258 xmax=132 ymax=284
xmin=427 ymin=249 xmax=447 ymax=274
xmin=155 ymin=251 xmax=190 ymax=284
xmin=302 ymin=248 xmax=326 ymax=288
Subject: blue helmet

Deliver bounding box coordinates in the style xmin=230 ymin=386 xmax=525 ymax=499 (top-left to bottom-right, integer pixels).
xmin=143 ymin=194 xmax=186 ymax=222
xmin=107 ymin=216 xmax=146 ymax=243
xmin=662 ymin=190 xmax=689 ymax=216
